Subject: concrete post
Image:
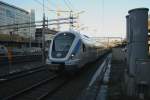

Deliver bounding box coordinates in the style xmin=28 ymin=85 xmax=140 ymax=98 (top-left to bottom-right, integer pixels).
xmin=126 ymin=8 xmax=149 ymax=97
xmin=128 ymin=8 xmax=149 ymax=76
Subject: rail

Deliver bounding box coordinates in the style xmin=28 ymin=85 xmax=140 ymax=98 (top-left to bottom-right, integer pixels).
xmin=0 ymin=65 xmax=46 ymax=83
xmin=0 ymin=54 xmax=42 ymax=65
xmin=88 ymin=53 xmax=112 ymax=88
xmin=78 ymin=53 xmax=112 ymax=100
xmin=3 ymin=73 xmax=64 ymax=100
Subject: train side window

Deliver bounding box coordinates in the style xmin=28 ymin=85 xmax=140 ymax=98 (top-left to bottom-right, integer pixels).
xmin=82 ymin=43 xmax=86 ymax=52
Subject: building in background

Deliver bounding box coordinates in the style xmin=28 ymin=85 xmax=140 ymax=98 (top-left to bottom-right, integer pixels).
xmin=0 ymin=1 xmax=35 ymax=39
xmin=35 ymin=28 xmax=57 ymax=41
xmin=35 ymin=28 xmax=57 ymax=50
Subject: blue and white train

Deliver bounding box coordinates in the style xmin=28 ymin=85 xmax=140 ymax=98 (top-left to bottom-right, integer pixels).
xmin=46 ymin=31 xmax=108 ymax=71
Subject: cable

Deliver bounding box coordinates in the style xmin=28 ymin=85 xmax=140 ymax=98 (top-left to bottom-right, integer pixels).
xmin=0 ymin=21 xmax=77 ymax=30
xmin=47 ymin=9 xmax=70 ymax=13
xmin=46 ymin=0 xmax=57 ymax=8
xmin=63 ymin=0 xmax=72 ymax=11
xmin=67 ymin=0 xmax=75 ymax=10
xmin=33 ymin=0 xmax=70 ymax=14
xmin=33 ymin=0 xmax=53 ymax=12
xmin=34 ymin=0 xmax=80 ymax=15
xmin=0 ymin=17 xmax=77 ymax=30
xmin=33 ymin=0 xmax=43 ymax=7
xmin=0 ymin=17 xmax=76 ymax=28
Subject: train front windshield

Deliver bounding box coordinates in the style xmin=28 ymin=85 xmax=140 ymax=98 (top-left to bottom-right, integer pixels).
xmin=52 ymin=33 xmax=75 ymax=58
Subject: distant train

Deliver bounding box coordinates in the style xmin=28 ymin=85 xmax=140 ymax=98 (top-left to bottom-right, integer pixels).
xmin=46 ymin=31 xmax=109 ymax=71
xmin=0 ymin=45 xmax=8 ymax=56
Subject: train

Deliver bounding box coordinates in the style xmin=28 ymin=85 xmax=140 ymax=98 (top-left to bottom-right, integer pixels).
xmin=46 ymin=31 xmax=109 ymax=71
xmin=0 ymin=45 xmax=8 ymax=56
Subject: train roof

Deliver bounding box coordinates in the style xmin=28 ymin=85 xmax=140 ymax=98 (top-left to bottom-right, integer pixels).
xmin=54 ymin=30 xmax=106 ymax=48
xmin=54 ymin=30 xmax=90 ymax=40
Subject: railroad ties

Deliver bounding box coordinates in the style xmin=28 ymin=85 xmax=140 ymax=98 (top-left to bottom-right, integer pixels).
xmin=0 ymin=49 xmax=127 ymax=100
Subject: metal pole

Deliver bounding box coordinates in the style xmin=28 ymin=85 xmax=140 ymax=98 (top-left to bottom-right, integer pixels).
xmin=42 ymin=16 xmax=45 ymax=64
xmin=29 ymin=15 xmax=31 ymax=48
xmin=107 ymin=37 xmax=109 ymax=48
xmin=42 ymin=0 xmax=45 ymax=64
xmin=69 ymin=10 xmax=73 ymax=30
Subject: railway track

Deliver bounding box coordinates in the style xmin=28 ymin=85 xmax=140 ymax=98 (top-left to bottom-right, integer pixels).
xmin=3 ymin=73 xmax=69 ymax=100
xmin=0 ymin=65 xmax=47 ymax=83
xmin=0 ymin=52 xmax=111 ymax=100
xmin=0 ymin=54 xmax=42 ymax=65
xmin=0 ymin=65 xmax=56 ymax=99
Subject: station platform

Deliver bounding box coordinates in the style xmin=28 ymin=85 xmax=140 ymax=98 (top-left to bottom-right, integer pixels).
xmin=78 ymin=47 xmax=127 ymax=100
xmin=107 ymin=47 xmax=126 ymax=100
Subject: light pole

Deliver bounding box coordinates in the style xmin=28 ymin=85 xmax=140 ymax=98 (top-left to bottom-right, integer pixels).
xmin=69 ymin=10 xmax=73 ymax=30
xmin=29 ymin=15 xmax=31 ymax=48
xmin=42 ymin=0 xmax=46 ymax=64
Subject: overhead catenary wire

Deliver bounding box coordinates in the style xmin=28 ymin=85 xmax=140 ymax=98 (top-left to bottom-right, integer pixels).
xmin=63 ymin=0 xmax=72 ymax=11
xmin=0 ymin=17 xmax=77 ymax=28
xmin=33 ymin=0 xmax=44 ymax=8
xmin=66 ymin=0 xmax=75 ymax=10
xmin=34 ymin=0 xmax=71 ymax=14
xmin=33 ymin=0 xmax=56 ymax=14
xmin=46 ymin=0 xmax=57 ymax=8
xmin=0 ymin=21 xmax=77 ymax=30
xmin=0 ymin=21 xmax=76 ymax=30
xmin=33 ymin=0 xmax=79 ymax=31
xmin=34 ymin=0 xmax=81 ymax=17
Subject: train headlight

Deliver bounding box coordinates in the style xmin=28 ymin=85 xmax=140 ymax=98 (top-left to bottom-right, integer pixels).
xmin=70 ymin=54 xmax=75 ymax=59
xmin=71 ymin=54 xmax=74 ymax=57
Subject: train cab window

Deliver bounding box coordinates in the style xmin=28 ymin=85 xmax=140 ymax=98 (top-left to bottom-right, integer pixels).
xmin=82 ymin=43 xmax=86 ymax=52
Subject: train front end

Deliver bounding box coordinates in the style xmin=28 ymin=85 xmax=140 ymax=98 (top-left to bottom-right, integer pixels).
xmin=46 ymin=32 xmax=80 ymax=71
